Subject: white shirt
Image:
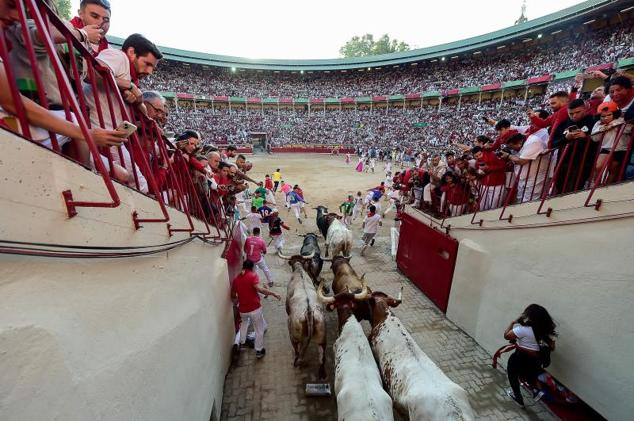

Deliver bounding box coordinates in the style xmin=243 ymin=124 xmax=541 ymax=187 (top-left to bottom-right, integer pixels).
xmin=363 ymin=213 xmax=382 ymax=234
xmin=371 ymin=201 xmax=382 ymax=214
xmin=512 ymin=324 xmax=540 ymax=351
xmin=245 ymin=212 xmax=262 ymax=229
xmin=84 ymin=48 xmax=130 ymax=130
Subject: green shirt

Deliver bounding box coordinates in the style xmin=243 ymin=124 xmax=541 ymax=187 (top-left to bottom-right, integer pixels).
xmin=252 ymin=197 xmax=265 ymax=209
xmin=340 ymin=201 xmax=354 ymax=216
xmin=255 ymin=187 xmax=267 ymax=197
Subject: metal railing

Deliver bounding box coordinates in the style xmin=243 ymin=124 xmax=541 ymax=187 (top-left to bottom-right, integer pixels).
xmin=414 ymin=126 xmax=634 ymax=227
xmin=0 ymin=0 xmax=230 ymax=242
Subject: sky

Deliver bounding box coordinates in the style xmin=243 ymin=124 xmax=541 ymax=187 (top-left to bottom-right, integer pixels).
xmin=72 ymin=0 xmax=584 ymax=59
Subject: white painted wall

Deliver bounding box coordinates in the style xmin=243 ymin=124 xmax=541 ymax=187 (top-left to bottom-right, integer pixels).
xmin=409 ymin=183 xmax=634 ymax=421
xmin=0 ymin=132 xmax=234 ymax=420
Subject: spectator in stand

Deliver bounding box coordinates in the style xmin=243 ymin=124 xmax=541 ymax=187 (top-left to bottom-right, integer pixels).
xmin=422 ymin=154 xmax=446 ymax=209
xmin=473 ymin=146 xmax=507 ymax=210
xmin=221 ymin=145 xmax=237 ymax=162
xmin=232 ymin=259 xmax=280 ymax=359
xmin=142 ymin=90 xmax=168 ymax=128
xmin=551 ymin=99 xmax=598 ymax=194
xmin=0 ymin=1 xmax=127 ymax=157
xmin=500 ymin=133 xmax=549 ymax=203
xmin=529 ymin=91 xmax=575 ymax=148
xmin=606 ymin=76 xmax=634 ymax=178
xmin=70 ymin=0 xmax=111 ymax=55
xmin=591 ymin=101 xmax=626 ymax=184
xmin=83 ymin=34 xmax=162 ymax=191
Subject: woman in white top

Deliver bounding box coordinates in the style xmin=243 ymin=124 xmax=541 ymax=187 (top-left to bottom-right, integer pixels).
xmin=503 ymin=304 xmax=557 ymax=408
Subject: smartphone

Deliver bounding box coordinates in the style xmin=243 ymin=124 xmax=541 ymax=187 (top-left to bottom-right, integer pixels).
xmin=567 ymin=125 xmax=579 ymax=132
xmin=116 ymin=121 xmax=138 ymax=137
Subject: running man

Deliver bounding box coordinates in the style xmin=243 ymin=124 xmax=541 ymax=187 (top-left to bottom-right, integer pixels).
xmin=352 ymin=191 xmax=364 ymax=221
xmin=288 ymin=186 xmax=306 ymax=224
xmin=361 ymin=205 xmax=382 ymax=256
xmin=272 ymin=169 xmax=282 ymax=192
xmin=339 ymin=195 xmax=355 ymax=227
xmin=245 ymin=227 xmax=274 ymax=287
xmin=232 ymin=260 xmax=280 ymax=359
xmin=268 ymin=211 xmax=290 ymax=252
xmin=280 ymin=181 xmax=291 ymax=209
xmin=243 ymin=206 xmax=263 ymax=232
xmin=295 ymin=185 xmax=309 ymax=218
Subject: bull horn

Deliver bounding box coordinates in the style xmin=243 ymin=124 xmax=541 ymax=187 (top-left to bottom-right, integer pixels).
xmin=277 ymin=250 xmax=292 ymax=260
xmin=353 ymin=278 xmax=370 ymax=300
xmin=301 ymin=251 xmax=315 ymax=259
xmin=397 ymin=286 xmax=403 ymax=303
xmin=317 ymin=280 xmax=335 ymax=304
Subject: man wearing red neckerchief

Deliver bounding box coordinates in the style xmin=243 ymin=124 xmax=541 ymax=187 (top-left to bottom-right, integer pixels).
xmin=69 ymin=0 xmax=111 ymax=56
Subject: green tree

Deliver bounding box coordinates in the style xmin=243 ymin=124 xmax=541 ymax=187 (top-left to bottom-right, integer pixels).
xmin=55 ymin=0 xmax=72 ymax=20
xmin=339 ymin=34 xmax=410 ymax=58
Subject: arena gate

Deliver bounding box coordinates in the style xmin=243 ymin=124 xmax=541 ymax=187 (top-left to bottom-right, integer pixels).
xmin=396 ymin=212 xmax=459 ymax=313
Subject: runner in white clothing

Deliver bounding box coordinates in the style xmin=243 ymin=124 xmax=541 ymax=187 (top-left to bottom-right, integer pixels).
xmin=361 ymin=205 xmax=382 ymax=256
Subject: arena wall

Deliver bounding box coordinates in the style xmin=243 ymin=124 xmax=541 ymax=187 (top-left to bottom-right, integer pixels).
xmin=407 ymin=184 xmax=634 ymax=421
xmin=0 ymin=132 xmax=234 ymax=421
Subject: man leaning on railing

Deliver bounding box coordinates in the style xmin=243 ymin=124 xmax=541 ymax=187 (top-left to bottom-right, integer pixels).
xmin=0 ymin=0 xmax=127 ymax=156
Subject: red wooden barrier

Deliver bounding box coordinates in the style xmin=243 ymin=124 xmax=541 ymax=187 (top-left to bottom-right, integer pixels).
xmin=396 ymin=212 xmax=459 ymax=313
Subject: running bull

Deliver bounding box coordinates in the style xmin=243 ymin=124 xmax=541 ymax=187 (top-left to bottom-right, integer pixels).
xmin=318 ymin=282 xmax=393 ymax=421
xmin=286 ymin=256 xmax=327 ymax=379
xmin=278 ymin=233 xmax=324 ymax=285
xmin=324 ymin=256 xmax=372 ymax=321
xmin=368 ymin=289 xmax=475 ymax=420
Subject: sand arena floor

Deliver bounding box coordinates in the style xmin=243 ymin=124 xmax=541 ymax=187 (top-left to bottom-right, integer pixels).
xmin=220 ymin=153 xmax=555 ymax=421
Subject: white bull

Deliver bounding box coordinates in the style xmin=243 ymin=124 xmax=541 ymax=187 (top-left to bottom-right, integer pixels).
xmin=286 ymin=260 xmax=327 ymax=379
xmin=324 ymin=218 xmax=352 ymax=258
xmin=369 ymin=291 xmax=474 ymax=421
xmin=334 ymin=316 xmax=394 ymax=421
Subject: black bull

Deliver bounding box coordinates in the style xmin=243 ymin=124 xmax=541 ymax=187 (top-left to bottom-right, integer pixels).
xmin=278 ymin=233 xmax=324 ymax=287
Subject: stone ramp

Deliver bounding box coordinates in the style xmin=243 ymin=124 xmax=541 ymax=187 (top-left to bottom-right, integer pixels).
xmin=221 ymin=217 xmax=556 ymax=421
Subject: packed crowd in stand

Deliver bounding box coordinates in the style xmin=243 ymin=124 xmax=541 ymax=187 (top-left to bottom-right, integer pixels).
xmin=145 ymin=24 xmax=634 ymax=98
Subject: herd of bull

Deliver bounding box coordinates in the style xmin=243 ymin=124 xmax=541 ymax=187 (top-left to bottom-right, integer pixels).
xmin=275 ymin=208 xmax=475 ymax=420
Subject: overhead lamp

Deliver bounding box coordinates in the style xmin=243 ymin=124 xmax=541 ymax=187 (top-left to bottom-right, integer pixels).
xmin=537 ymin=33 xmax=543 ymax=38
xmin=431 ymin=59 xmax=438 ymax=62
xmin=451 ymin=56 xmax=458 ymax=59
xmin=473 ymin=51 xmax=482 ymax=55
xmin=522 ymin=38 xmax=532 ymax=42
xmin=583 ymin=19 xmax=596 ymax=25
xmin=551 ymin=29 xmax=562 ymax=34
xmin=231 ymin=67 xmax=236 ymax=72
xmin=367 ymin=67 xmax=371 ymax=71
xmin=300 ymin=70 xmax=304 ymax=74
xmin=441 ymin=57 xmax=446 ymax=61
xmin=621 ymin=6 xmax=634 ymax=12
xmin=497 ymin=45 xmax=506 ymax=49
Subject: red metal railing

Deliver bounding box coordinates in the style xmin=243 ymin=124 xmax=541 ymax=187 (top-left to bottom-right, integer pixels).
xmin=422 ymin=126 xmax=634 ymax=226
xmin=0 ymin=0 xmax=230 ymax=242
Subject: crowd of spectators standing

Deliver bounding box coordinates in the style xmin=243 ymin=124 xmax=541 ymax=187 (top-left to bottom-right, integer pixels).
xmin=144 ymin=24 xmax=634 ymax=99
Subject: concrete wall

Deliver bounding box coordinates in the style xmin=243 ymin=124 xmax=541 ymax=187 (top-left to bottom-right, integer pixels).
xmin=420 ymin=183 xmax=634 ymax=421
xmin=0 ymin=132 xmax=234 ymax=420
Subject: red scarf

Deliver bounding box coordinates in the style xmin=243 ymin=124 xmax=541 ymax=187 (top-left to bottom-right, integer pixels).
xmin=69 ymin=16 xmax=109 ymax=55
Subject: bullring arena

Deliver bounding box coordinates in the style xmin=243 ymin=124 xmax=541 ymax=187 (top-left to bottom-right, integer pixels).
xmin=220 ymin=153 xmax=553 ymax=421
xmin=2 ymin=1 xmax=634 ymax=421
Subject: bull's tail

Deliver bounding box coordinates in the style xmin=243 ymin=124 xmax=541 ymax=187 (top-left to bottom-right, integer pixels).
xmin=298 ymin=299 xmax=314 ymax=363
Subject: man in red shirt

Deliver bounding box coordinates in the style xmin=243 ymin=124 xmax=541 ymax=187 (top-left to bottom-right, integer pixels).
xmin=244 ymin=227 xmax=273 ymax=287
xmin=69 ymin=0 xmax=111 ymax=55
xmin=529 ymin=90 xmax=576 ymax=148
xmin=232 ymin=260 xmax=280 ymax=358
xmin=264 ymin=175 xmax=274 ymax=191
xmin=473 ymin=146 xmax=507 ymax=211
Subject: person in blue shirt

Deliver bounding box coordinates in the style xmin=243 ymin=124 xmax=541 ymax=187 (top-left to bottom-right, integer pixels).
xmin=287 ymin=187 xmax=306 ymax=224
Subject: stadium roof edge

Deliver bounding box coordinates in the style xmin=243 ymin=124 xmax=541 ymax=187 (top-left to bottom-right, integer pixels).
xmin=109 ymin=0 xmax=620 ymax=71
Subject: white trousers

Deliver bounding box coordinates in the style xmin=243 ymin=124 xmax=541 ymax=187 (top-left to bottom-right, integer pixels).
xmin=290 ymin=203 xmax=302 ymax=219
xmin=254 ymin=256 xmax=273 ymax=285
xmin=271 ymin=234 xmax=284 ymax=250
xmin=239 ymin=307 xmax=266 ymax=351
xmin=352 ymin=205 xmax=362 ymax=220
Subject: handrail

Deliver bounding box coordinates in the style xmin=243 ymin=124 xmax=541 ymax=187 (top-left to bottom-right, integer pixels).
xmin=421 ymin=123 xmax=634 ymax=227
xmin=1 ymin=0 xmax=230 ymax=243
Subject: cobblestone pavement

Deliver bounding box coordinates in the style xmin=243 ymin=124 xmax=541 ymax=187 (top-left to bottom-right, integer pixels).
xmin=221 ymin=155 xmax=556 ymax=421
xmin=220 ymin=218 xmax=556 ymax=421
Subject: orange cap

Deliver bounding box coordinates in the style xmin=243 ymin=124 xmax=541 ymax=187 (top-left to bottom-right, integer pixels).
xmin=598 ymin=101 xmax=619 ymax=113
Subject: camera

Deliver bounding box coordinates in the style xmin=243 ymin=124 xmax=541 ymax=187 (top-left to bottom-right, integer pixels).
xmin=495 ymin=145 xmax=513 ymax=157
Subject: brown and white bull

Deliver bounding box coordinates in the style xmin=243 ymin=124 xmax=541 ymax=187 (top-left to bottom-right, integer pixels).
xmin=286 ymin=257 xmax=327 ymax=379
xmin=328 ymin=256 xmax=372 ymax=321
xmin=324 ymin=218 xmax=352 ymax=258
xmin=317 ymin=283 xmax=394 ymax=421
xmin=368 ymin=290 xmax=475 ymax=421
